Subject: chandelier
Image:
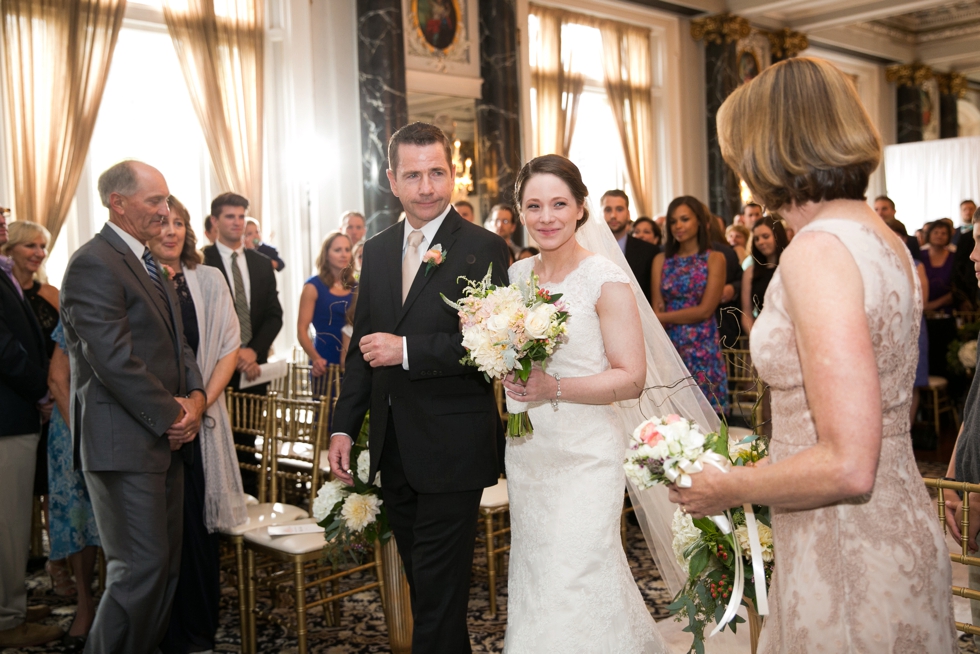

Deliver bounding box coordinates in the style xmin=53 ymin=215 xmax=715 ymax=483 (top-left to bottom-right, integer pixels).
xmin=453 ymin=139 xmax=473 ymax=198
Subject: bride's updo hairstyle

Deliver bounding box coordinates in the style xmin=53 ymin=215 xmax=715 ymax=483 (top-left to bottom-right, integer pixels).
xmin=514 ymin=154 xmax=590 ymax=231
xmin=717 ymin=57 xmax=882 ymax=212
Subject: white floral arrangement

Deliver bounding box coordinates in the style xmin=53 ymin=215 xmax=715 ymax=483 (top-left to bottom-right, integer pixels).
xmin=313 ymin=414 xmax=390 ymax=565
xmin=442 ymin=264 xmax=569 ymax=437
xmin=959 ymin=339 xmax=977 ymax=372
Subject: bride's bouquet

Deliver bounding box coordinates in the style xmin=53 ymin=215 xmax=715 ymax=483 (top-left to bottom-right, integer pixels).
xmin=624 ymin=416 xmax=772 ymax=652
xmin=442 ymin=264 xmax=569 ymax=437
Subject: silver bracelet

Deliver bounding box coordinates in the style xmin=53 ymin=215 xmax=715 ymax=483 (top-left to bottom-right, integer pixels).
xmin=550 ymin=373 xmax=562 ymax=410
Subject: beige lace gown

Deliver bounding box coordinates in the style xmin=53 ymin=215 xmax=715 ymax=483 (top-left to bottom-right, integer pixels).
xmin=750 ymin=219 xmax=957 ymax=653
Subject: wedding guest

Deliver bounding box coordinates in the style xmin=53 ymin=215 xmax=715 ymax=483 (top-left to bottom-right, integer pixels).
xmin=953 ymin=199 xmax=977 ymax=246
xmin=489 ymin=204 xmax=521 ymax=260
xmin=339 ymin=210 xmax=366 ymax=245
xmin=632 ymin=217 xmax=661 ymax=246
xmin=707 ymin=214 xmax=743 ymax=349
xmin=517 ymin=246 xmax=539 ymax=261
xmin=46 ymin=322 xmax=100 ymax=647
xmin=203 ymin=215 xmax=217 ymax=245
xmin=943 ymin=204 xmax=980 ymax=646
xmin=672 ymin=56 xmax=956 ymax=652
xmin=202 ymin=192 xmax=282 ymax=496
xmin=297 ymin=232 xmax=356 ymax=376
xmin=953 ymin=206 xmax=978 ymax=310
xmin=351 ymin=240 xmax=365 ymax=276
xmin=243 ymin=217 xmax=286 ymax=271
xmin=601 ymin=190 xmax=659 ymax=302
xmin=652 ymin=196 xmax=728 ymax=413
xmin=0 ymin=212 xmax=61 ymax=648
xmin=149 ymin=197 xmax=245 ymax=654
xmin=733 ymin=202 xmax=763 ymax=227
xmin=740 ymin=216 xmax=789 ymax=336
xmin=725 ymin=223 xmax=751 ymax=265
xmin=2 ymin=221 xmax=62 ymax=587
xmin=922 ymin=219 xmax=957 ymax=378
xmin=454 ymin=200 xmax=475 ymax=223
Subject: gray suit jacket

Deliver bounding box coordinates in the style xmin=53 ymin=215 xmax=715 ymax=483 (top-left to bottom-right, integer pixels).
xmin=61 ymin=224 xmax=204 ymax=473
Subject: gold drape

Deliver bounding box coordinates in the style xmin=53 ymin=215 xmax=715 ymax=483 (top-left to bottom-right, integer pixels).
xmin=0 ymin=0 xmax=125 ymax=247
xmin=530 ymin=4 xmax=584 ymax=158
xmin=162 ymin=0 xmax=264 ymax=218
xmin=598 ymin=21 xmax=655 ymax=217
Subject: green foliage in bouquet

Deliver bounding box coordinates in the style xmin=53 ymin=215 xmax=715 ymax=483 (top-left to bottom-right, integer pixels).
xmin=315 ymin=412 xmax=392 ymax=567
xmin=947 ymin=319 xmax=980 ymax=375
xmin=668 ymin=433 xmax=774 ymax=654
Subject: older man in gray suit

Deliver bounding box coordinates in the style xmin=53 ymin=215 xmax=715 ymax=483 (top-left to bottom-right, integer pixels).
xmin=61 ymin=160 xmax=206 ymax=653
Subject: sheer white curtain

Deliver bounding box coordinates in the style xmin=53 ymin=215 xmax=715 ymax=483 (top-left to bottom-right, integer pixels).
xmin=884 ymin=136 xmax=980 ymax=231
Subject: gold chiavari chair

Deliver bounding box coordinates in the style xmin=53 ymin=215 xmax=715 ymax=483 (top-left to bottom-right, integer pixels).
xmin=286 ymin=362 xmax=343 ymax=402
xmin=925 ymin=477 xmax=980 ymax=638
xmin=476 ymin=478 xmax=510 ymax=617
xmin=724 ymin=348 xmax=764 ymax=420
xmin=954 ymin=310 xmax=980 ymax=328
xmin=243 ymin=394 xmax=384 ymax=654
xmin=220 ymin=390 xmax=308 ymax=653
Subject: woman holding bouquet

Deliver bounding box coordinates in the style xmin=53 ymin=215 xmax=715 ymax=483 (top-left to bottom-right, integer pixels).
xmin=500 ymin=155 xmax=718 ymax=653
xmin=669 ymin=57 xmax=956 ymax=652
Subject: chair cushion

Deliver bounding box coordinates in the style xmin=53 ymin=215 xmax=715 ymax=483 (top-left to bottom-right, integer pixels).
xmin=243 ymin=493 xmax=260 ymax=506
xmin=480 ymin=479 xmax=509 ymax=509
xmin=218 ymin=502 xmax=309 ymax=536
xmin=928 ymin=376 xmax=948 ymax=389
xmin=243 ymin=517 xmax=328 ymax=554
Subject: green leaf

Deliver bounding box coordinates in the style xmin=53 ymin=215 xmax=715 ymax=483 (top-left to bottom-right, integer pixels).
xmin=689 ymin=547 xmax=710 ymax=577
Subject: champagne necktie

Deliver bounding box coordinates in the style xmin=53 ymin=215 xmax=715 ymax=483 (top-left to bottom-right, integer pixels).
xmin=402 ymin=230 xmax=424 ymax=304
xmin=231 ymin=251 xmax=253 ymax=345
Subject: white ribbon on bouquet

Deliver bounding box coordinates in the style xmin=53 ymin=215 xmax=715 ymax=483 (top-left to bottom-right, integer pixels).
xmin=668 ymin=451 xmax=770 ymax=636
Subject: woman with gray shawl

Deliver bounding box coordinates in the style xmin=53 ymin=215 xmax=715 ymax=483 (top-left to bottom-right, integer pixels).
xmin=149 ymin=196 xmax=246 ymax=654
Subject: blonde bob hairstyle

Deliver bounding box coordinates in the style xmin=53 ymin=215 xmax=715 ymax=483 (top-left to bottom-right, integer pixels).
xmin=717 ymin=57 xmax=882 ymax=212
xmin=2 ymin=220 xmax=51 ymax=283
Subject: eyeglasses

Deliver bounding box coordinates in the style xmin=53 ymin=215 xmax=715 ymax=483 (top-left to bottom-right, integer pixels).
xmin=494 ymin=218 xmax=513 ymax=225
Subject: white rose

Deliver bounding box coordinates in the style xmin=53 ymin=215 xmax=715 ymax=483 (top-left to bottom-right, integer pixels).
xmin=312 ymin=480 xmax=350 ymax=522
xmin=524 ymin=303 xmax=557 ymax=340
xmin=671 ymin=508 xmax=701 ymax=572
xmin=485 ymin=313 xmax=511 ymax=339
xmin=960 ymin=340 xmax=977 ymax=371
xmin=356 ymin=450 xmax=371 ymax=485
xmin=340 ymin=493 xmax=383 ymax=532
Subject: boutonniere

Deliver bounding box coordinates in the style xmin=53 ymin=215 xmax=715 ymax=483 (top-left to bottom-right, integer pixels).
xmin=422 ymin=244 xmax=446 ymax=276
xmin=160 ymin=264 xmax=175 ymax=281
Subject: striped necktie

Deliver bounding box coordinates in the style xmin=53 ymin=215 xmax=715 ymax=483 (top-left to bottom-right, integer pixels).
xmin=231 ymin=251 xmax=253 ymax=346
xmin=142 ymin=248 xmax=172 ymax=313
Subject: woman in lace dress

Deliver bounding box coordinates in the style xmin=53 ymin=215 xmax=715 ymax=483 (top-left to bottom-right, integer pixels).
xmin=669 ymin=57 xmax=956 ymax=652
xmin=501 ymin=155 xmax=667 ymax=653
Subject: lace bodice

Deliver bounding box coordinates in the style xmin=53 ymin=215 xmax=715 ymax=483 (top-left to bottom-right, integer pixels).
xmin=750 ymin=219 xmax=956 ymax=653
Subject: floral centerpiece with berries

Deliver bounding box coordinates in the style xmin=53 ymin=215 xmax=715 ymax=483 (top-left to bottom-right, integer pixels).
xmin=624 ymin=415 xmax=773 ymax=654
xmin=313 ymin=414 xmax=391 ymax=566
xmin=442 ymin=264 xmax=569 ymax=437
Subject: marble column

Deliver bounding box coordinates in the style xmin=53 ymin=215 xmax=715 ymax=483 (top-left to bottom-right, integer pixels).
xmin=937 ymin=72 xmax=967 ymax=139
xmin=767 ymin=28 xmax=808 ymax=64
xmin=476 ymin=0 xmax=523 ymax=242
xmin=357 ymin=0 xmax=409 ymax=236
xmin=692 ymin=14 xmax=750 ymax=222
xmin=887 ymin=64 xmax=932 ymax=144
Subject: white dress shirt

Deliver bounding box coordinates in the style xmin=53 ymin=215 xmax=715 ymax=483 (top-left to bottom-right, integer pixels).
xmin=215 ymin=240 xmax=251 ymax=305
xmin=617 ymin=232 xmax=628 ymax=254
xmin=106 ymin=221 xmax=154 ymax=276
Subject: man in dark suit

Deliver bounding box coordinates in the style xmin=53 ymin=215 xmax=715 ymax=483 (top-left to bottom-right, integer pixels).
xmin=601 ymin=189 xmax=659 ymax=302
xmin=0 ymin=212 xmax=63 ymax=648
xmin=60 ymin=161 xmax=206 ymax=653
xmin=202 ymin=192 xmax=283 ymax=494
xmin=328 ymin=122 xmax=509 ymax=652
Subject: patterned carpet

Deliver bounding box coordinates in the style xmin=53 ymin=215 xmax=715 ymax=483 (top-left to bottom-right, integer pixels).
xmin=7 ymin=463 xmax=976 ymax=653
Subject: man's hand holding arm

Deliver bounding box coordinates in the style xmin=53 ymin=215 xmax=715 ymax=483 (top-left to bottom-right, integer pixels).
xmin=166 ymin=389 xmax=207 ymax=447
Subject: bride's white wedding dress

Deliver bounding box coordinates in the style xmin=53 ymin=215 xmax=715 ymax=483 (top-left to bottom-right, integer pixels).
xmin=503 ymin=253 xmax=667 ymax=654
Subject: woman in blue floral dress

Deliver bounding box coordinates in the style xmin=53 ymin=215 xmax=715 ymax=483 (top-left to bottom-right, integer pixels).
xmin=48 ymin=321 xmax=101 ymax=641
xmin=652 ymin=196 xmax=729 ymax=414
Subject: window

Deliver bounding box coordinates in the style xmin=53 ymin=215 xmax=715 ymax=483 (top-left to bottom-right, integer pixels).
xmin=45 ymin=11 xmax=212 ymax=288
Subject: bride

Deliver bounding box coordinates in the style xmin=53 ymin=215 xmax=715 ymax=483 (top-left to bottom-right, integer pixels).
xmin=501 ymin=155 xmax=719 ymax=652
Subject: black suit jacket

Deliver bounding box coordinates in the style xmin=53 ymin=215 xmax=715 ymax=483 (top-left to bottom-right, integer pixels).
xmin=624 ymin=235 xmax=659 ymax=303
xmin=0 ymin=269 xmax=48 ymax=436
xmin=202 ymin=245 xmax=283 ymax=367
xmin=953 ymin=230 xmax=978 ymax=309
xmin=332 ymin=209 xmax=511 ymax=494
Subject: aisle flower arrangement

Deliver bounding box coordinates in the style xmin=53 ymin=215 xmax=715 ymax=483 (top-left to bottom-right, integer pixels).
xmin=442 ymin=264 xmax=569 ymax=437
xmin=313 ymin=414 xmax=391 ymax=566
xmin=624 ymin=416 xmax=773 ymax=654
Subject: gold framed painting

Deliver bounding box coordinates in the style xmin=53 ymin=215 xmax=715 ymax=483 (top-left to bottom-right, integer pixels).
xmin=411 ymin=0 xmax=462 ymax=54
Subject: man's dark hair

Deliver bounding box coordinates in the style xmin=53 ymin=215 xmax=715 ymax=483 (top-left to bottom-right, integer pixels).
xmin=741 ymin=202 xmax=762 ymax=214
xmin=600 ymin=189 xmax=629 ymax=208
xmin=874 ymin=195 xmax=895 ymax=210
xmin=962 ymin=199 xmax=977 ymax=207
xmin=210 ymin=192 xmax=249 ymax=218
xmin=454 ymin=200 xmax=474 ymax=211
xmin=490 ymin=203 xmax=514 ymax=220
xmin=387 ymin=122 xmax=453 ymax=174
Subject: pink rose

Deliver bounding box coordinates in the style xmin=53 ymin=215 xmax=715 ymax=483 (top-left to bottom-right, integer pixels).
xmin=422 ymin=249 xmax=443 ymax=265
xmin=640 ymin=422 xmax=663 ymax=446
xmin=665 ymin=414 xmax=682 ymax=424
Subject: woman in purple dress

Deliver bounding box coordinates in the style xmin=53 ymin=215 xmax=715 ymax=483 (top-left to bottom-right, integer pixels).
xmin=922 ymin=219 xmax=956 ymax=378
xmin=652 ymin=196 xmax=729 ymax=414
